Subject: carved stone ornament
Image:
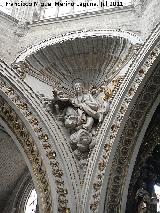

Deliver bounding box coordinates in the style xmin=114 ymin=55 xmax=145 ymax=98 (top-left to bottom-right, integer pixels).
xmin=0 ymin=77 xmax=71 ymax=212
xmin=45 ymin=77 xmax=123 ymax=161
xmin=0 ymin=95 xmax=52 ymax=212
xmin=13 ymin=30 xmax=137 ymax=162
xmin=87 ymin=27 xmax=160 ymax=212
xmin=102 ymin=48 xmax=160 ymax=213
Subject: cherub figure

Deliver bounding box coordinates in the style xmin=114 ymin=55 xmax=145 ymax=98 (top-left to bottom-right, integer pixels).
xmin=52 ymin=80 xmax=112 ymax=130
xmin=70 ymin=129 xmax=92 ymax=159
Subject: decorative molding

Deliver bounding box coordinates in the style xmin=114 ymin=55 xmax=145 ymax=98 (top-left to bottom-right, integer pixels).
xmin=14 ymin=29 xmax=143 ymax=64
xmin=0 ymin=95 xmax=52 ymax=213
xmin=105 ymin=63 xmax=160 ymax=212
xmin=0 ymin=78 xmax=70 ymax=212
xmin=0 ymin=58 xmax=81 ymax=212
xmin=32 ymin=5 xmax=134 ymax=26
xmin=81 ymin=24 xmax=160 ymax=212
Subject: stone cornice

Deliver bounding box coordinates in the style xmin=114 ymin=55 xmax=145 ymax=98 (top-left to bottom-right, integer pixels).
xmin=30 ymin=5 xmax=134 ymax=27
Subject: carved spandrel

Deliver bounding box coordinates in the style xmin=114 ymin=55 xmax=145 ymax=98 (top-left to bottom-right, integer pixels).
xmin=44 ymin=77 xmax=123 ymax=162
xmin=35 ymin=76 xmax=124 ymax=164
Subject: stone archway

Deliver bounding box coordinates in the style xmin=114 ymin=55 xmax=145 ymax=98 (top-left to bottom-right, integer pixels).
xmin=0 ymin=95 xmax=52 ymax=213
xmin=1 ymin=24 xmax=160 ymax=212
xmin=125 ymin=104 xmax=160 ymax=213
xmin=0 ymin=60 xmax=79 ymax=212
xmin=11 ymin=29 xmax=143 ymax=213
xmin=104 ymin=72 xmax=160 ymax=212
xmin=82 ymin=24 xmax=160 ymax=213
xmin=102 ymin=35 xmax=160 ymax=213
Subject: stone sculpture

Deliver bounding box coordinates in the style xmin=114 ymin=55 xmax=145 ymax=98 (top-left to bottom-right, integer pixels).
xmin=51 ymin=80 xmax=113 ymax=161
xmin=136 ymin=183 xmax=150 ymax=213
xmin=38 ymin=76 xmax=123 ymax=162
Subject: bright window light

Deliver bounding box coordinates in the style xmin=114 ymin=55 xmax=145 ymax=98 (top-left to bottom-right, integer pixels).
xmin=25 ymin=189 xmax=37 ymax=213
xmin=154 ymin=184 xmax=160 ymax=212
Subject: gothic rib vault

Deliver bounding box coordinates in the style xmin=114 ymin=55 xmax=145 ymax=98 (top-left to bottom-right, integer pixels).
xmin=0 ymin=3 xmax=160 ymax=213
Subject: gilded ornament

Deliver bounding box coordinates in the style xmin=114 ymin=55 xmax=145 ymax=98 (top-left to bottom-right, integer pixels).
xmin=90 ymin=201 xmax=99 ymax=211
xmin=38 ymin=133 xmax=49 ymax=142
xmin=128 ymin=87 xmax=135 ymax=96
xmin=120 ymin=105 xmax=126 ymax=114
xmin=55 ymin=179 xmax=64 ymax=185
xmin=139 ymin=68 xmax=145 ymax=75
xmin=43 ymin=143 xmax=51 ymax=149
xmin=25 ymin=111 xmax=32 ymax=117
xmin=98 ymin=160 xmax=106 ymax=172
xmin=46 ymin=150 xmax=56 ymax=159
xmin=104 ymin=143 xmax=111 ymax=152
xmin=103 ymin=87 xmax=113 ymax=101
xmin=111 ymin=124 xmax=118 ymax=132
xmin=93 ymin=182 xmax=101 ymax=191
xmin=65 ymin=208 xmax=71 ymax=213
xmin=5 ymin=87 xmax=14 ymax=95
xmin=58 ymin=197 xmax=68 ymax=204
xmin=50 ymin=161 xmax=59 ymax=167
xmin=17 ymin=102 xmax=28 ymax=110
xmin=57 ymin=186 xmax=68 ymax=195
xmin=14 ymin=121 xmax=21 ymax=130
xmin=54 ymin=170 xmax=63 ymax=178
xmin=34 ymin=127 xmax=43 ymax=133
xmin=29 ymin=117 xmax=39 ymax=125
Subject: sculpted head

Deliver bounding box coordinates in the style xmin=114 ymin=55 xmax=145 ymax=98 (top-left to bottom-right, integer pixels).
xmin=78 ymin=129 xmax=92 ymax=145
xmin=73 ymin=82 xmax=84 ymax=94
xmin=64 ymin=107 xmax=78 ymax=129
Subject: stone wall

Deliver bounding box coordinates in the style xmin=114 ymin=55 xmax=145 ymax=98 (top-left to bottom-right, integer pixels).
xmin=0 ymin=0 xmax=160 ymax=66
